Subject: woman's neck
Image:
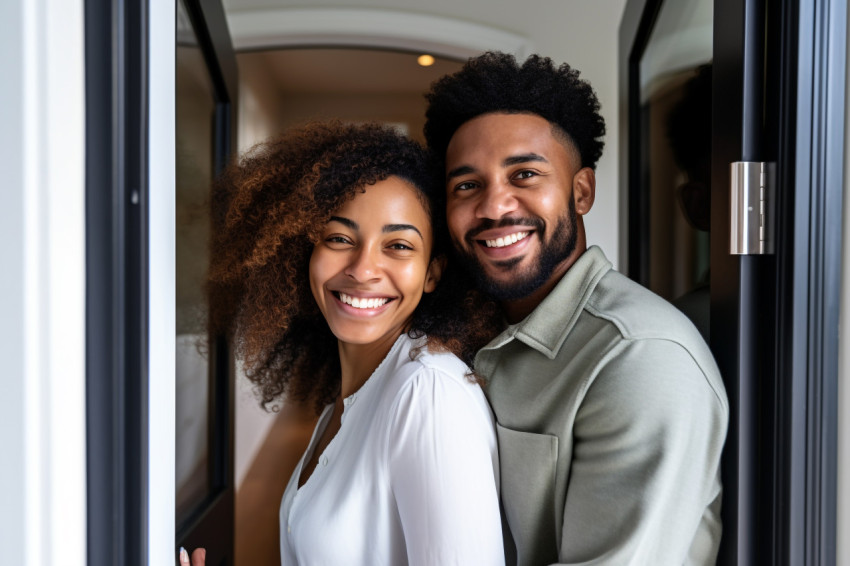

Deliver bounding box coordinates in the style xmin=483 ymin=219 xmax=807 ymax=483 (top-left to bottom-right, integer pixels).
xmin=336 ymin=331 xmax=403 ymax=398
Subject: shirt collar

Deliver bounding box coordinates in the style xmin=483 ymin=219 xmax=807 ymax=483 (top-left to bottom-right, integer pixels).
xmin=481 ymin=246 xmax=612 ymax=360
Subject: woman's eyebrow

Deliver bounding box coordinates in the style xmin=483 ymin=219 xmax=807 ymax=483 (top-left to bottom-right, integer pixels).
xmin=329 ymin=216 xmax=423 ymax=240
xmin=328 ymin=215 xmax=357 ymax=229
xmin=383 ymin=224 xmax=423 ymax=239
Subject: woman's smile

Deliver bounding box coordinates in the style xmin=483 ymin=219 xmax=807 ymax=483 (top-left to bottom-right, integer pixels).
xmin=334 ymin=291 xmax=394 ymax=311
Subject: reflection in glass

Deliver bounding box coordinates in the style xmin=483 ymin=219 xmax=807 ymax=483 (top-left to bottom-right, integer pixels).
xmin=176 ymin=0 xmax=215 ymax=521
xmin=639 ymin=0 xmax=712 ymax=340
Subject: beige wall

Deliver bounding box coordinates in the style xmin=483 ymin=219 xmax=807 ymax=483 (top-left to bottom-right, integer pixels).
xmin=233 ymin=53 xmax=289 ymax=488
xmin=271 ymin=92 xmax=429 ymax=143
xmin=236 ymin=52 xmax=286 ymax=154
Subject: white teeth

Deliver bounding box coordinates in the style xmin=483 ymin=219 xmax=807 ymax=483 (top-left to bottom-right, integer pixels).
xmin=338 ymin=292 xmax=389 ymax=309
xmin=484 ymin=231 xmax=530 ymax=248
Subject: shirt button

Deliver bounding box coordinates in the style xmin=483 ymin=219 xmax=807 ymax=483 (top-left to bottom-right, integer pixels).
xmin=287 ymin=525 xmax=291 ymax=533
xmin=322 ymin=456 xmax=328 ymax=466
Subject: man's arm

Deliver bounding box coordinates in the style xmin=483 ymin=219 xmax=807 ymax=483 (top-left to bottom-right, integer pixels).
xmin=556 ymin=338 xmax=728 ymax=565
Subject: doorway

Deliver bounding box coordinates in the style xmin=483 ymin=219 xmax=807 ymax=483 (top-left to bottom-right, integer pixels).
xmin=620 ymin=0 xmax=845 ymax=563
xmin=227 ymin=47 xmax=464 ymax=564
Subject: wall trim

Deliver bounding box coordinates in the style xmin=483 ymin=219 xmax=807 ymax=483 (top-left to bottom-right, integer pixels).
xmin=226 ymin=8 xmax=533 ymax=60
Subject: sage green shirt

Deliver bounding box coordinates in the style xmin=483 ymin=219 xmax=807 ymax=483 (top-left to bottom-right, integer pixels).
xmin=476 ymin=246 xmax=728 ymax=566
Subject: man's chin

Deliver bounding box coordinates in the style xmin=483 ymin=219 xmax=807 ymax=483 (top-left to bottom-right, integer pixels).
xmin=472 ymin=265 xmax=550 ymax=301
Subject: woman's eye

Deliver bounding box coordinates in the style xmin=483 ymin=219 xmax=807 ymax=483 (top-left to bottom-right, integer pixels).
xmin=388 ymin=242 xmax=413 ymax=251
xmin=325 ymin=235 xmax=352 ymax=245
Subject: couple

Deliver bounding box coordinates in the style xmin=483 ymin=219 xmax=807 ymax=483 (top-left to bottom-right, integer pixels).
xmin=186 ymin=53 xmax=728 ymax=566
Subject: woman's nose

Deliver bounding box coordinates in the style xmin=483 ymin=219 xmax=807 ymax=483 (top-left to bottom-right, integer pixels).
xmin=344 ymin=246 xmax=381 ymax=281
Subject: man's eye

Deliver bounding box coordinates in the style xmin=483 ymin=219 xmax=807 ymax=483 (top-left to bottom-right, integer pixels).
xmin=514 ymin=170 xmax=537 ymax=180
xmin=454 ymin=181 xmax=477 ymax=192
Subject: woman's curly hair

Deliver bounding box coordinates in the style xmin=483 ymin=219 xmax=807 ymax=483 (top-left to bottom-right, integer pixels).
xmin=424 ymin=51 xmax=606 ymax=170
xmin=207 ymin=121 xmax=500 ymax=412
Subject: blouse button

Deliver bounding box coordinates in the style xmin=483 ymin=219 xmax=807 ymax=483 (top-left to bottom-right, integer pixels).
xmin=322 ymin=456 xmax=328 ymax=466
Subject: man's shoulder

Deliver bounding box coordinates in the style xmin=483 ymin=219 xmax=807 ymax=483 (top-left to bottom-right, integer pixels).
xmin=586 ymin=268 xmax=704 ymax=344
xmin=578 ymin=269 xmax=726 ymax=405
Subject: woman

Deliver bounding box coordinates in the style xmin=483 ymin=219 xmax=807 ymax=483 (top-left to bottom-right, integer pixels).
xmin=185 ymin=122 xmax=504 ymax=565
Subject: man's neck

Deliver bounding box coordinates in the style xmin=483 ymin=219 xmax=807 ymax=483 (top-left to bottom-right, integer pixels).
xmin=501 ymin=244 xmax=587 ymax=324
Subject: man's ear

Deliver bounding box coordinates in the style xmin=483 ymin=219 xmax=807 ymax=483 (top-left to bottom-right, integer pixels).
xmin=424 ymin=255 xmax=446 ymax=293
xmin=573 ymin=167 xmax=596 ymax=216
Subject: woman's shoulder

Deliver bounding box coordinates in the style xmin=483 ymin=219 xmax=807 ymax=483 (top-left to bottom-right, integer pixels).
xmin=394 ymin=333 xmax=474 ymax=386
xmin=377 ymin=335 xmax=494 ymax=432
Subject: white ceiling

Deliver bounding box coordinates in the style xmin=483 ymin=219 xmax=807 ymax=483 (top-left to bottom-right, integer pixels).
xmin=221 ymin=0 xmax=614 ymax=97
xmin=222 ymin=0 xmax=568 ymax=38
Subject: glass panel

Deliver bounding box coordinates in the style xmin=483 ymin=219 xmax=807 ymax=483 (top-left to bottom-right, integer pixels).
xmin=175 ymin=0 xmax=216 ymax=521
xmin=638 ymin=0 xmax=713 ymax=340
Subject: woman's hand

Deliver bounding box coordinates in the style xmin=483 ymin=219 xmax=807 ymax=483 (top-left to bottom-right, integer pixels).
xmin=178 ymin=547 xmax=206 ymax=566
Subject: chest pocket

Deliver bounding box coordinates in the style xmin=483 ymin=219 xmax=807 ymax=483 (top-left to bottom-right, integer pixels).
xmin=496 ymin=423 xmax=559 ymax=566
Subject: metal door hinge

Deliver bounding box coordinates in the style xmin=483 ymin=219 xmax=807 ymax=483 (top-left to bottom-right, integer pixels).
xmin=730 ymin=161 xmax=775 ymax=255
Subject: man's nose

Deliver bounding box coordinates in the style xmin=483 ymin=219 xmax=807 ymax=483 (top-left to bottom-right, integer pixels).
xmin=475 ymin=182 xmax=519 ymax=219
xmin=344 ymin=245 xmax=381 ymax=281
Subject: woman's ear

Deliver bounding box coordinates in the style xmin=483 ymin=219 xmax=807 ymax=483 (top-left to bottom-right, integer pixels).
xmin=424 ymin=255 xmax=446 ymax=293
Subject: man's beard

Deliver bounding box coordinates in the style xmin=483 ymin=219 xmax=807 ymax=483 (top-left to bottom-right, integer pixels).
xmin=455 ymin=196 xmax=578 ymax=301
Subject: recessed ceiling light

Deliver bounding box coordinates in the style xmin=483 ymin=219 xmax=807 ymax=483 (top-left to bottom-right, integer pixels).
xmin=417 ymin=54 xmax=435 ymax=67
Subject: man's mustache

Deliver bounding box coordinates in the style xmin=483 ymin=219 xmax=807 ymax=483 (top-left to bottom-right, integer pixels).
xmin=464 ymin=217 xmax=545 ymax=244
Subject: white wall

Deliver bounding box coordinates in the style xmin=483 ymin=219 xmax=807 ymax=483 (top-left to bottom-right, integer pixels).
xmin=149 ymin=1 xmax=177 ymax=564
xmin=0 ymin=0 xmax=86 ymax=564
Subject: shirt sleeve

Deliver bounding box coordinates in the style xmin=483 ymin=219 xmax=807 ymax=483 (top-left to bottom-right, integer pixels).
xmin=555 ymin=338 xmax=728 ymax=565
xmin=386 ymin=368 xmax=505 ymax=566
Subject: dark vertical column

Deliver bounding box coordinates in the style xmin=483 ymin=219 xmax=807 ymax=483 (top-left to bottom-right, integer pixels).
xmin=85 ymin=0 xmax=149 ymax=564
xmin=712 ymin=0 xmax=771 ymax=563
xmin=774 ymin=0 xmax=845 ymax=564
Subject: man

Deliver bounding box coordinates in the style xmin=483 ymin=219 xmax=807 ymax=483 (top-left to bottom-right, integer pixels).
xmin=424 ymin=52 xmax=728 ymax=565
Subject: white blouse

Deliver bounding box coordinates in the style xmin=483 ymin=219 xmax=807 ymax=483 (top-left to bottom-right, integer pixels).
xmin=279 ymin=334 xmax=504 ymax=566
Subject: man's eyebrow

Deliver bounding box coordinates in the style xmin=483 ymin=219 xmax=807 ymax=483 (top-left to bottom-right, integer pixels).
xmin=383 ymin=224 xmax=423 ymax=239
xmin=446 ymin=165 xmax=475 ymax=180
xmin=447 ymin=153 xmax=549 ymax=181
xmin=328 ymin=216 xmax=357 ymax=230
xmin=503 ymin=153 xmax=548 ymax=166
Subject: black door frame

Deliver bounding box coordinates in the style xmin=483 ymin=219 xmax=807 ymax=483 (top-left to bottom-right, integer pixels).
xmin=85 ymin=0 xmax=149 ymax=564
xmin=175 ymin=0 xmax=239 ymax=563
xmin=86 ymin=0 xmax=238 ymax=564
xmin=619 ymin=0 xmax=844 ymax=564
xmin=772 ymin=1 xmax=844 ymax=564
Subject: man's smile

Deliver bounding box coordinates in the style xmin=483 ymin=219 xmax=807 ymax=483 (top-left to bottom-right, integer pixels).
xmin=481 ymin=231 xmax=530 ymax=248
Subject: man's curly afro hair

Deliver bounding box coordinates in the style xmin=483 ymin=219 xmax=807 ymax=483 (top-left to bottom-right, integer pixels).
xmin=425 ymin=52 xmax=606 ymax=170
xmin=207 ymin=121 xmax=500 ymax=412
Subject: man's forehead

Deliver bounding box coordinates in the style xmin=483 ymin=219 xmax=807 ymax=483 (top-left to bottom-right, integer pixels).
xmin=446 ymin=112 xmax=578 ymax=164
